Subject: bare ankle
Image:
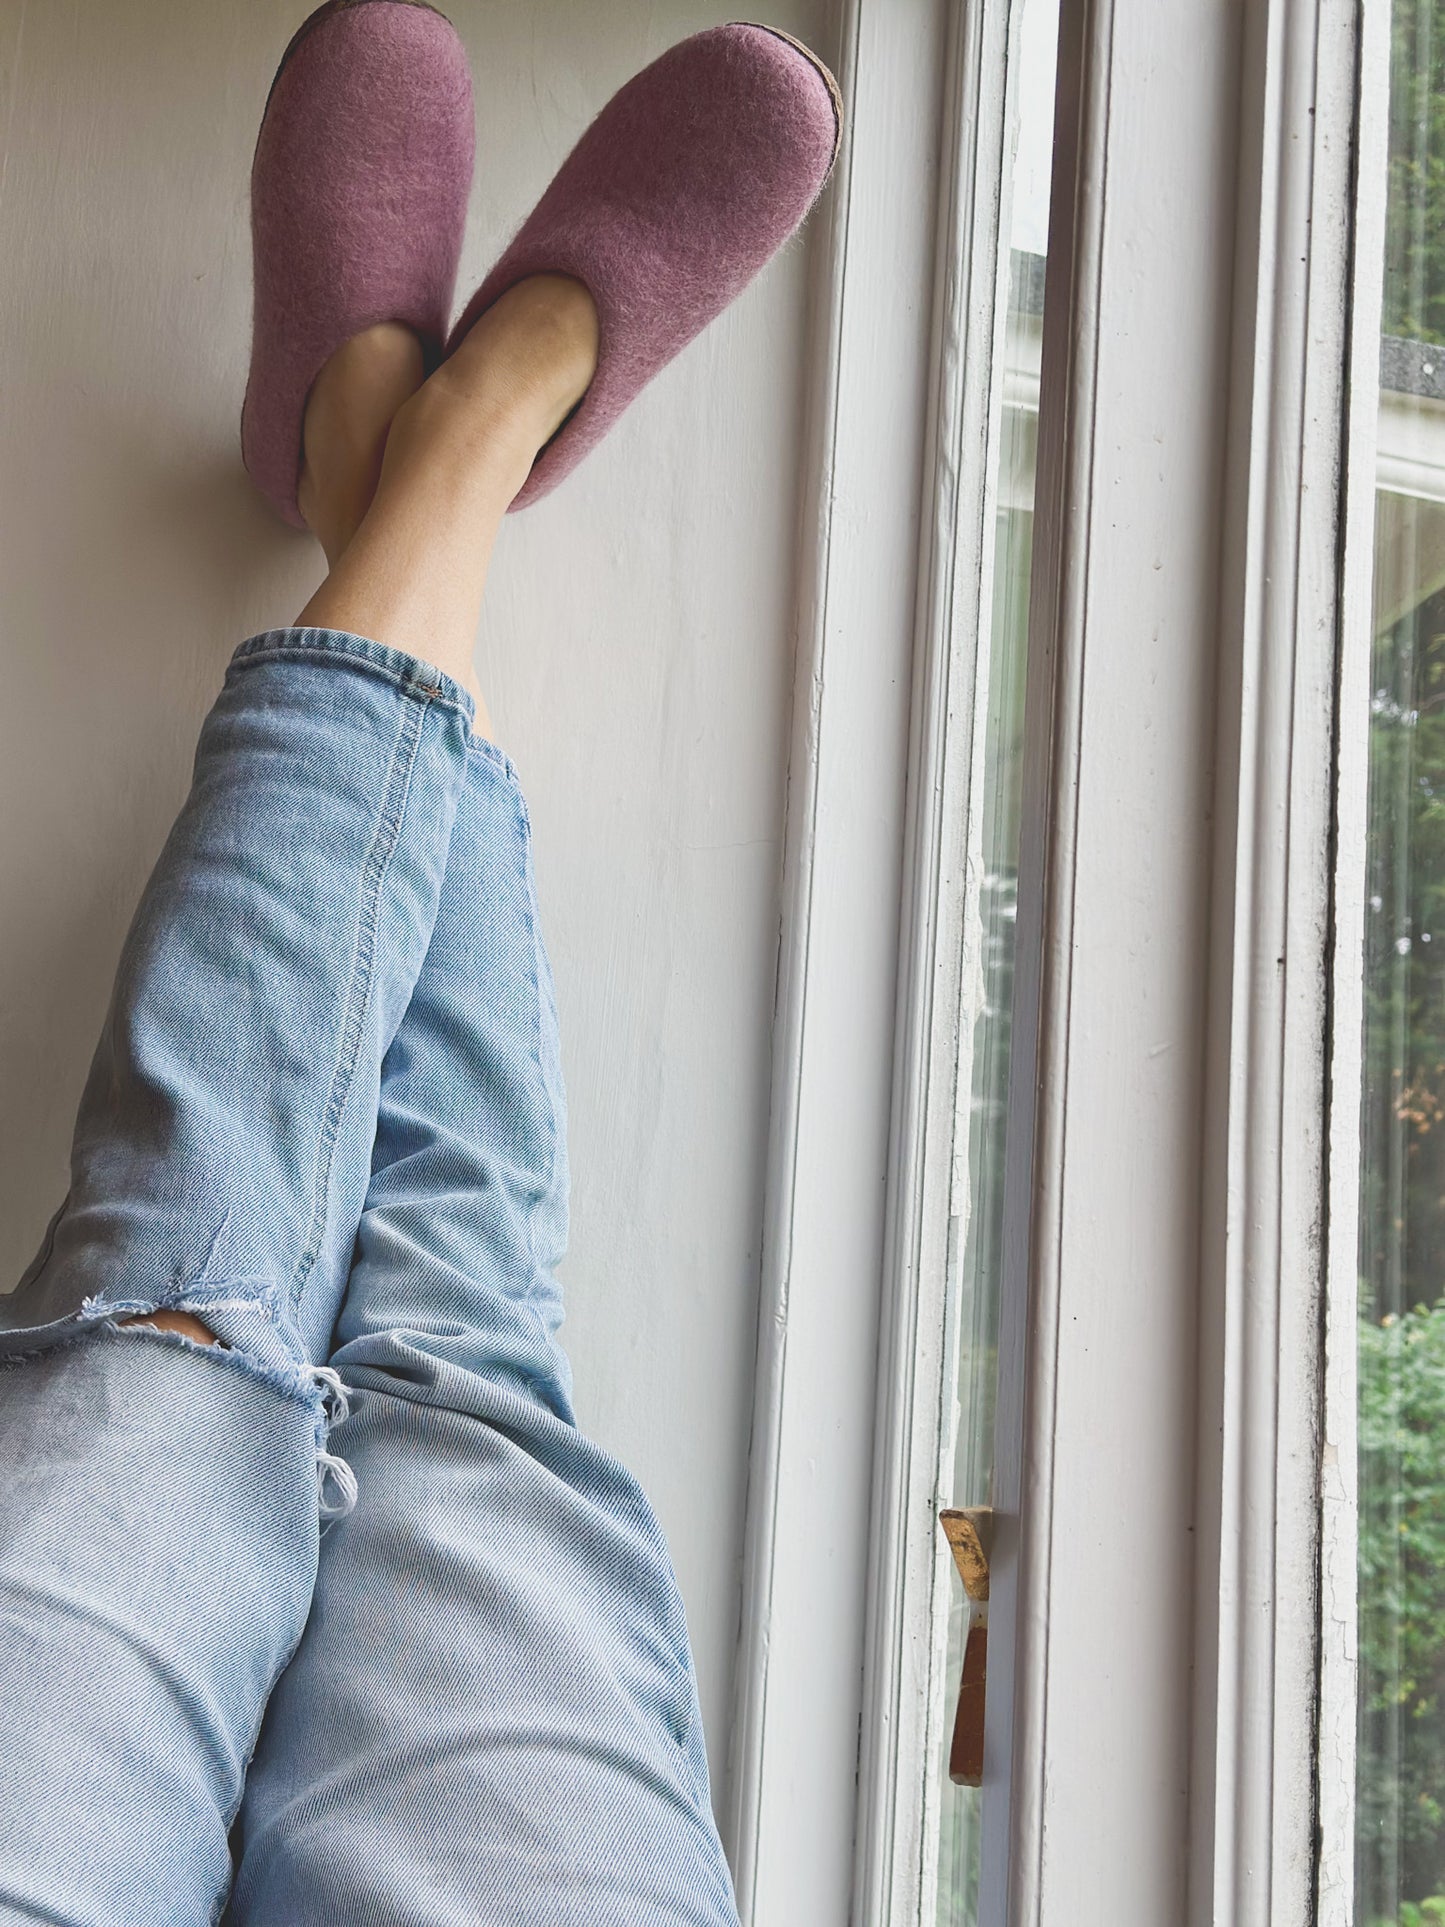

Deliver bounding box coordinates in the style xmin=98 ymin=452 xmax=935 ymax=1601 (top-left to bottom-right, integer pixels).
xmin=291 ymin=281 xmax=597 ymax=711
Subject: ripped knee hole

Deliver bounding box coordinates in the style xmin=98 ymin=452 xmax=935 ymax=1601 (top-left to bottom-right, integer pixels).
xmin=119 ymin=1309 xmax=224 ymax=1347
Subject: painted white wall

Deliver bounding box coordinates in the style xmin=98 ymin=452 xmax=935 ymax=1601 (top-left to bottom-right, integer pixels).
xmin=0 ymin=0 xmax=831 ymax=1816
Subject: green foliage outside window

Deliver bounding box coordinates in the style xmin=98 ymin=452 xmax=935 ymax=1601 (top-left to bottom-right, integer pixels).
xmin=1358 ymin=1295 xmax=1445 ymax=1913
xmin=1371 ymin=1902 xmax=1445 ymax=1927
xmin=1360 ymin=3 xmax=1445 ymax=1918
xmin=1359 ymin=576 xmax=1445 ymax=1913
xmin=1385 ymin=0 xmax=1445 ymax=344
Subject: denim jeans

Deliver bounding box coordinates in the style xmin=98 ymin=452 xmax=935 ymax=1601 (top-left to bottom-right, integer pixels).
xmin=0 ymin=629 xmax=739 ymax=1926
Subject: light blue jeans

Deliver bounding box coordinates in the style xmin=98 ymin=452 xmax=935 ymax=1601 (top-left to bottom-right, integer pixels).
xmin=0 ymin=629 xmax=739 ymax=1927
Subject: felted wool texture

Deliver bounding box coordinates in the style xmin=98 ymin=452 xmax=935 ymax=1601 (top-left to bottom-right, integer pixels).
xmin=447 ymin=23 xmax=842 ymax=511
xmin=243 ymin=0 xmax=475 ymax=527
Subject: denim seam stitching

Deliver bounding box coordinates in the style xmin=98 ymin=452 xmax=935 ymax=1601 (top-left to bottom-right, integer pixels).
xmin=512 ymin=787 xmax=559 ymax=1358
xmin=232 ymin=647 xmax=462 ymax=717
xmin=228 ymin=631 xmax=473 ymax=726
xmin=288 ymin=688 xmax=433 ymax=1318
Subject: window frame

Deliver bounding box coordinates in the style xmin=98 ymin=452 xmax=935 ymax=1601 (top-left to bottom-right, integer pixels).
xmin=851 ymin=0 xmax=1035 ymax=1919
xmin=725 ymin=3 xmax=956 ymax=1920
xmin=1183 ymin=0 xmax=1377 ymax=1916
xmin=728 ymin=0 xmax=1383 ymax=1920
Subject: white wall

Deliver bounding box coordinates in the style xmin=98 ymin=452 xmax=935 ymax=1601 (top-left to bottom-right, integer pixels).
xmin=0 ymin=0 xmax=832 ymax=1819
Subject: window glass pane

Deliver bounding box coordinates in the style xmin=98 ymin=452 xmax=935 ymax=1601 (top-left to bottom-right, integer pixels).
xmin=934 ymin=3 xmax=1056 ymax=1918
xmin=1358 ymin=2 xmax=1445 ymax=1916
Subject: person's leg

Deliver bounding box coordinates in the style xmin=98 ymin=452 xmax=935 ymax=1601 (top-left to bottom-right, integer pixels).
xmin=0 ymin=627 xmax=471 ymax=1922
xmin=111 ymin=319 xmax=428 ymax=1362
xmin=225 ymin=746 xmax=739 ymax=1927
xmin=0 ymin=276 xmax=594 ymax=1926
xmin=217 ymin=296 xmax=737 ymax=1923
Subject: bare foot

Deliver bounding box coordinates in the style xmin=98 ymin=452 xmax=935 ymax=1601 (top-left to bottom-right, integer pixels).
xmin=298 ymin=321 xmax=428 ymax=566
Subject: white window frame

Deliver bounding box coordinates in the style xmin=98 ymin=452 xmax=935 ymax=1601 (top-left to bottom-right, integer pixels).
xmin=726 ymin=5 xmax=954 ymax=1922
xmin=726 ymin=0 xmax=1388 ymax=1921
xmin=851 ymin=0 xmax=1032 ymax=1919
xmin=1186 ymin=1 xmax=1383 ymax=1919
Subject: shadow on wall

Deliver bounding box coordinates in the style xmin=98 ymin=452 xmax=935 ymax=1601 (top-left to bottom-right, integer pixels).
xmin=0 ymin=453 xmax=318 ymax=1297
xmin=0 ymin=0 xmax=339 ymax=1282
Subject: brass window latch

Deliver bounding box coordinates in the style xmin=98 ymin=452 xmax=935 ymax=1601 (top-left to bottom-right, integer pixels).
xmin=939 ymin=1506 xmax=992 ymax=1788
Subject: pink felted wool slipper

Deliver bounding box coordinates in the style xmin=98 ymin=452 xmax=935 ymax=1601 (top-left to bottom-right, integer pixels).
xmin=242 ymin=0 xmax=475 ymax=527
xmin=445 ymin=22 xmax=842 ymax=511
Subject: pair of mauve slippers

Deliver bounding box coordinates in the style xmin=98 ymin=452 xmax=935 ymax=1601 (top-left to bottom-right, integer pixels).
xmin=242 ymin=2 xmax=843 ymax=528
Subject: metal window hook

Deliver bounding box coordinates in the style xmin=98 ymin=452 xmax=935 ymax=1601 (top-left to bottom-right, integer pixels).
xmin=939 ymin=1507 xmax=992 ymax=1787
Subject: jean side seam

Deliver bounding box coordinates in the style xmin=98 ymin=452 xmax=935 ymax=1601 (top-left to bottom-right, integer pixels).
xmin=514 ymin=789 xmax=561 ymax=1352
xmin=288 ymin=689 xmax=433 ymax=1318
xmin=228 ymin=629 xmax=474 ymax=728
